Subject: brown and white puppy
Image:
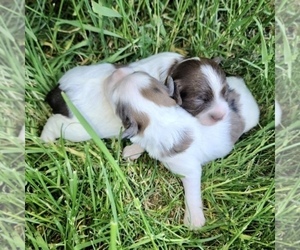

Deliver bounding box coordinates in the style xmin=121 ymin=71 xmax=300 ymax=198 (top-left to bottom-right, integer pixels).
xmin=167 ymin=57 xmax=259 ymax=139
xmin=105 ymin=67 xmax=234 ymax=229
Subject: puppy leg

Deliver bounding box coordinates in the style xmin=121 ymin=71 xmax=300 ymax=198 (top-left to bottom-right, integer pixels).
xmin=181 ymin=170 xmax=205 ymax=229
xmin=40 ymin=114 xmax=91 ymax=142
xmin=123 ymin=144 xmax=145 ymax=160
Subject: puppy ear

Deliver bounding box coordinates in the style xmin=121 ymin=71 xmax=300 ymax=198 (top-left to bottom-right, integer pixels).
xmin=110 ymin=67 xmax=134 ymax=83
xmin=165 ymin=76 xmax=175 ymax=96
xmin=116 ymin=102 xmax=138 ymax=139
xmin=122 ymin=123 xmax=138 ymax=139
xmin=171 ymin=80 xmax=183 ymax=105
xmin=212 ymin=57 xmax=223 ymax=64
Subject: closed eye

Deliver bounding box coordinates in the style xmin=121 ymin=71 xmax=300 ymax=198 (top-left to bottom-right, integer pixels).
xmin=221 ymin=86 xmax=228 ymax=97
xmin=195 ymin=98 xmax=204 ymax=104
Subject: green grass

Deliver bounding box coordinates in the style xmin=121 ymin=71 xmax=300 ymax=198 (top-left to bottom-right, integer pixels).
xmin=275 ymin=0 xmax=300 ymax=249
xmin=25 ymin=0 xmax=275 ymax=249
xmin=0 ymin=0 xmax=25 ymax=249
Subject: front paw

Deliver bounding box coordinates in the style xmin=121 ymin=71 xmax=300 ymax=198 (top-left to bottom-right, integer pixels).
xmin=40 ymin=130 xmax=57 ymax=142
xmin=184 ymin=210 xmax=206 ymax=230
xmin=122 ymin=144 xmax=144 ymax=160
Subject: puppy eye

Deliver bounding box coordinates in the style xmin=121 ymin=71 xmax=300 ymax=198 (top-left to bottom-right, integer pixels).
xmin=221 ymin=86 xmax=228 ymax=97
xmin=196 ymin=97 xmax=205 ymax=104
xmin=180 ymin=90 xmax=188 ymax=99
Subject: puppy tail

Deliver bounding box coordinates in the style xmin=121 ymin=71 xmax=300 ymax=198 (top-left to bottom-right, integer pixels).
xmin=45 ymin=85 xmax=70 ymax=117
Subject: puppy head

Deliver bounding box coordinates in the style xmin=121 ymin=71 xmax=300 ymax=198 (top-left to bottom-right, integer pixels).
xmin=167 ymin=57 xmax=229 ymax=126
xmin=104 ymin=67 xmax=135 ymax=104
xmin=106 ymin=68 xmax=176 ymax=138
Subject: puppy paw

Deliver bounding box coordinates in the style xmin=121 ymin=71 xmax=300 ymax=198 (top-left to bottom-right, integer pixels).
xmin=122 ymin=144 xmax=145 ymax=160
xmin=40 ymin=130 xmax=56 ymax=143
xmin=184 ymin=210 xmax=206 ymax=230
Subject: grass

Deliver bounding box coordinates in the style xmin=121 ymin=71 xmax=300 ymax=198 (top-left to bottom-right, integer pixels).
xmin=275 ymin=0 xmax=300 ymax=249
xmin=25 ymin=0 xmax=275 ymax=249
xmin=0 ymin=0 xmax=25 ymax=249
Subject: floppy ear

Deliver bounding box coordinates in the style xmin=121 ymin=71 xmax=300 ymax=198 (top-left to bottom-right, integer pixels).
xmin=171 ymin=80 xmax=182 ymax=105
xmin=116 ymin=102 xmax=138 ymax=139
xmin=122 ymin=122 xmax=138 ymax=139
xmin=181 ymin=57 xmax=201 ymax=63
xmin=165 ymin=76 xmax=175 ymax=96
xmin=212 ymin=56 xmax=223 ymax=64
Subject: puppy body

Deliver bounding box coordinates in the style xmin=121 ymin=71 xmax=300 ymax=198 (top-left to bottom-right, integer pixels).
xmin=41 ymin=63 xmax=120 ymax=141
xmin=128 ymin=52 xmax=183 ymax=81
xmin=226 ymin=76 xmax=260 ymax=134
xmin=41 ymin=53 xmax=183 ymax=142
xmin=106 ymin=68 xmax=233 ymax=229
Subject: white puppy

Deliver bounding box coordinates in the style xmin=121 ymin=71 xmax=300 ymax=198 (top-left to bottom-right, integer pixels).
xmin=105 ymin=67 xmax=234 ymax=229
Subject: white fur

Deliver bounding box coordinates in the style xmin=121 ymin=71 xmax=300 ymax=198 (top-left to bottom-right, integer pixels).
xmin=128 ymin=52 xmax=183 ymax=81
xmin=106 ymin=69 xmax=233 ymax=229
xmin=275 ymin=99 xmax=282 ymax=127
xmin=226 ymin=76 xmax=260 ymax=132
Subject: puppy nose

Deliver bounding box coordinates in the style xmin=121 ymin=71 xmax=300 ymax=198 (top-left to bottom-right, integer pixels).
xmin=210 ymin=112 xmax=225 ymax=121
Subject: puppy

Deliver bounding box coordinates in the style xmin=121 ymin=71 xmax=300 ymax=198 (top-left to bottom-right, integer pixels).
xmin=105 ymin=67 xmax=234 ymax=229
xmin=167 ymin=57 xmax=259 ymax=135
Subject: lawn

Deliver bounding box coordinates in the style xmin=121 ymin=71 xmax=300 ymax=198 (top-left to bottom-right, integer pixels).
xmin=275 ymin=0 xmax=300 ymax=249
xmin=0 ymin=0 xmax=25 ymax=249
xmin=25 ymin=0 xmax=275 ymax=249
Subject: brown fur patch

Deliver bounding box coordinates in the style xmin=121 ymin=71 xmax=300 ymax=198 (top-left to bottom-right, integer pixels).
xmin=132 ymin=109 xmax=150 ymax=135
xmin=230 ymin=111 xmax=245 ymax=143
xmin=116 ymin=102 xmax=150 ymax=138
xmin=226 ymin=88 xmax=240 ymax=113
xmin=170 ymin=58 xmax=227 ymax=116
xmin=141 ymin=79 xmax=176 ymax=107
xmin=226 ymin=88 xmax=245 ymax=143
xmin=162 ymin=130 xmax=193 ymax=157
